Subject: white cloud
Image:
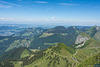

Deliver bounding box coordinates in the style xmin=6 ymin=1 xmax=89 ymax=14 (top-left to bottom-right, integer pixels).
xmin=0 ymin=17 xmax=74 ymax=23
xmin=0 ymin=4 xmax=12 ymax=8
xmin=27 ymin=19 xmax=33 ymax=21
xmin=34 ymin=1 xmax=48 ymax=4
xmin=0 ymin=0 xmax=21 ymax=7
xmin=59 ymin=3 xmax=79 ymax=6
xmin=51 ymin=17 xmax=55 ymax=19
xmin=0 ymin=17 xmax=14 ymax=21
xmin=53 ymin=19 xmax=73 ymax=22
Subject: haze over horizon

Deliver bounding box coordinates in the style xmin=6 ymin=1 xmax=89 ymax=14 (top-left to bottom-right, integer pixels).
xmin=0 ymin=0 xmax=100 ymax=25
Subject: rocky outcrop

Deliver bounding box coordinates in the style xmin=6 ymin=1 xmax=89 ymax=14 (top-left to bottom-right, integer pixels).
xmin=75 ymin=35 xmax=89 ymax=44
xmin=75 ymin=33 xmax=89 ymax=48
xmin=95 ymin=25 xmax=100 ymax=31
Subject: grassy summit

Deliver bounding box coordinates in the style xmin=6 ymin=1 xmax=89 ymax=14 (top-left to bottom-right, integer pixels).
xmin=0 ymin=42 xmax=100 ymax=67
xmin=23 ymin=43 xmax=78 ymax=67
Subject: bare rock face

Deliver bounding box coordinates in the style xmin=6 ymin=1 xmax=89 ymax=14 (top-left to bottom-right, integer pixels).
xmin=95 ymin=25 xmax=100 ymax=31
xmin=75 ymin=34 xmax=89 ymax=48
xmin=75 ymin=35 xmax=89 ymax=44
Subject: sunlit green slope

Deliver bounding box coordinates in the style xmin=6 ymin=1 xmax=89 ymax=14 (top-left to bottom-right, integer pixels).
xmin=76 ymin=52 xmax=100 ymax=67
xmin=0 ymin=47 xmax=31 ymax=61
xmin=23 ymin=43 xmax=78 ymax=67
xmin=73 ymin=32 xmax=100 ymax=62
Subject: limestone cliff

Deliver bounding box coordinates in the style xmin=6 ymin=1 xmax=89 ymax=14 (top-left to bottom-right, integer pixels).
xmin=75 ymin=33 xmax=89 ymax=48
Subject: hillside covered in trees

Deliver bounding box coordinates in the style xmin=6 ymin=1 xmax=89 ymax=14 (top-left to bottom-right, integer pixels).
xmin=0 ymin=26 xmax=100 ymax=67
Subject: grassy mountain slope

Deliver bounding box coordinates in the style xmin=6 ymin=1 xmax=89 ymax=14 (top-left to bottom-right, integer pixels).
xmin=0 ymin=43 xmax=78 ymax=67
xmin=0 ymin=36 xmax=19 ymax=56
xmin=85 ymin=26 xmax=97 ymax=37
xmin=0 ymin=42 xmax=100 ymax=67
xmin=77 ymin=52 xmax=100 ymax=67
xmin=74 ymin=38 xmax=100 ymax=62
xmin=5 ymin=36 xmax=34 ymax=52
xmin=73 ymin=31 xmax=100 ymax=62
xmin=0 ymin=34 xmax=34 ymax=56
xmin=23 ymin=43 xmax=78 ymax=67
xmin=0 ymin=47 xmax=31 ymax=61
xmin=93 ymin=31 xmax=100 ymax=41
xmin=0 ymin=26 xmax=100 ymax=67
xmin=30 ymin=26 xmax=81 ymax=49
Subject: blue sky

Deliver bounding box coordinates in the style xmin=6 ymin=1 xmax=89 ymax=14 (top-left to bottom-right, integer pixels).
xmin=0 ymin=0 xmax=100 ymax=25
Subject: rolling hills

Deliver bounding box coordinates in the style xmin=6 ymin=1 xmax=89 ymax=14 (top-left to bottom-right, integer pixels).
xmin=0 ymin=47 xmax=31 ymax=61
xmin=0 ymin=42 xmax=100 ymax=67
xmin=0 ymin=26 xmax=83 ymax=56
xmin=73 ymin=31 xmax=100 ymax=62
xmin=0 ymin=26 xmax=100 ymax=67
xmin=0 ymin=43 xmax=78 ymax=67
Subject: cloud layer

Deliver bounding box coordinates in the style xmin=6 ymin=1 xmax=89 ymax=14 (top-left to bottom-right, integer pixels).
xmin=0 ymin=4 xmax=12 ymax=8
xmin=34 ymin=1 xmax=48 ymax=4
xmin=59 ymin=3 xmax=79 ymax=6
xmin=0 ymin=0 xmax=21 ymax=7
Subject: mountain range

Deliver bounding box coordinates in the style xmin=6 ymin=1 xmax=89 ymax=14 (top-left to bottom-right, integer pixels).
xmin=0 ymin=25 xmax=100 ymax=67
